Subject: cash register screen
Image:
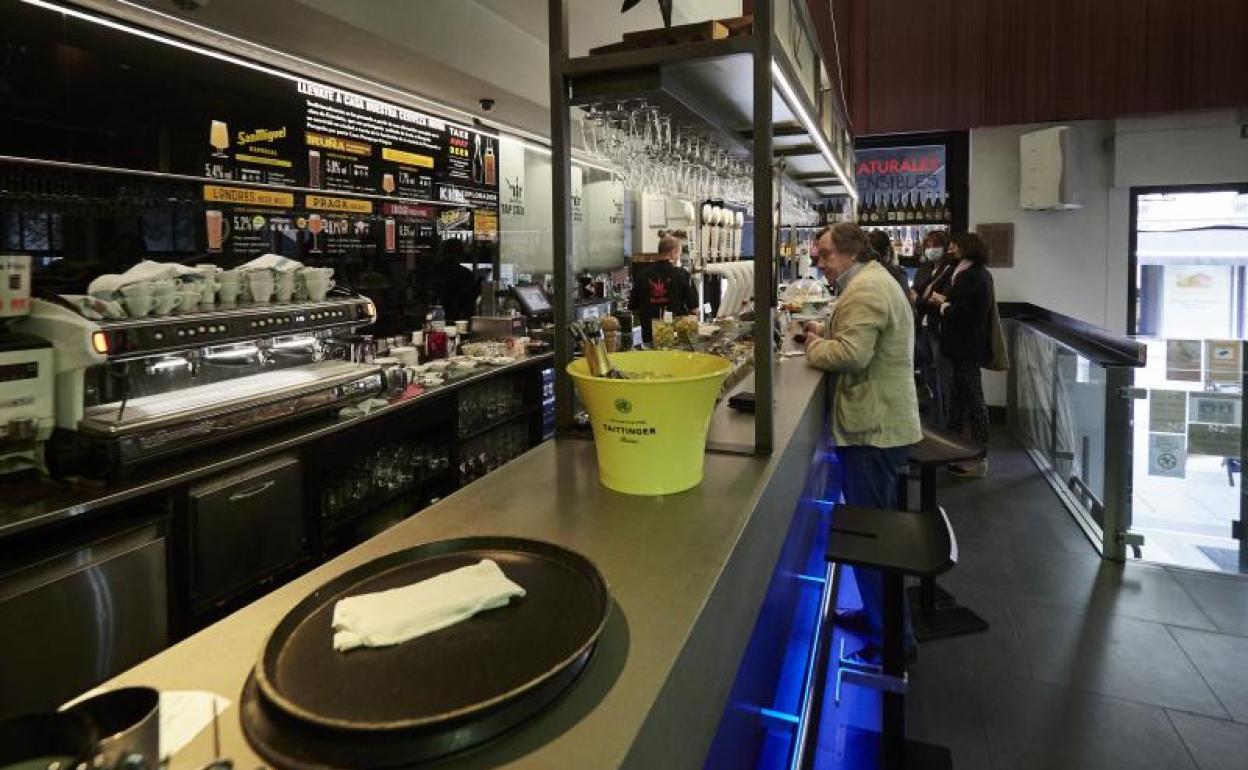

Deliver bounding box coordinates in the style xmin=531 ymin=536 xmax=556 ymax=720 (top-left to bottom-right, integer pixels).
xmin=513 ymin=285 xmax=552 ymax=316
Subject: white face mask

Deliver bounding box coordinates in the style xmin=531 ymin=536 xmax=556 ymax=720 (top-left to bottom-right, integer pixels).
xmin=923 ymin=247 xmax=943 ymax=261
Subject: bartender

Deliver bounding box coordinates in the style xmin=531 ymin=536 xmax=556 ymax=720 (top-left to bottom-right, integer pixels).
xmin=629 ymin=234 xmax=698 ymax=344
xmin=430 ymin=238 xmax=481 ymax=320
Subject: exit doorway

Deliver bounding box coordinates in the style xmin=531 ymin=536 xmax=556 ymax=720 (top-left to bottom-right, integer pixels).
xmin=1128 ymin=184 xmax=1248 ymax=574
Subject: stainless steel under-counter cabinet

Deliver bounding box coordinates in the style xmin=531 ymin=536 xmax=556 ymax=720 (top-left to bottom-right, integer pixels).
xmin=0 ymin=521 xmax=169 ymax=719
xmin=187 ymin=453 xmax=305 ymax=614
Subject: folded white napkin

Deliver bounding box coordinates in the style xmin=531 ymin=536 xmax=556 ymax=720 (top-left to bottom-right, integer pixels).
xmin=241 ymin=253 xmax=303 ymax=273
xmin=87 ymin=261 xmax=199 ymax=295
xmin=86 ymin=273 xmax=126 ymax=296
xmin=332 ymin=559 xmax=525 ymax=652
xmin=123 ymin=259 xmax=199 ymax=282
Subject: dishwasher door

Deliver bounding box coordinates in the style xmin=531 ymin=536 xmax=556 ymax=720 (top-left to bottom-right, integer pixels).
xmin=188 ymin=453 xmax=305 ymax=613
xmin=0 ymin=521 xmax=169 ymax=719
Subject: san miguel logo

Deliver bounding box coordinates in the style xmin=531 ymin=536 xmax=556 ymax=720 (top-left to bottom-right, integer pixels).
xmin=238 ymin=126 xmax=288 ymax=145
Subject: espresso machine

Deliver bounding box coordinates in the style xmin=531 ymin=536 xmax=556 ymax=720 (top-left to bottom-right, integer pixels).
xmin=18 ymin=290 xmax=384 ymax=477
xmin=0 ymin=255 xmax=55 ymax=480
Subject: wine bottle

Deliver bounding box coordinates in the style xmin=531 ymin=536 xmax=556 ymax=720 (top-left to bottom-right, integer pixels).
xmin=886 ymin=193 xmax=897 ymax=222
xmin=939 ymin=193 xmax=950 ymax=222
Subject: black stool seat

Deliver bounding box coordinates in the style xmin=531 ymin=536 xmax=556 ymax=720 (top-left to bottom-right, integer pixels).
xmin=910 ymin=425 xmax=985 ymax=467
xmin=827 ymin=504 xmax=956 ymax=577
xmin=827 ymin=504 xmax=956 ymax=770
xmin=828 ymin=501 xmax=953 ymax=763
xmin=898 ymin=427 xmax=992 ymax=644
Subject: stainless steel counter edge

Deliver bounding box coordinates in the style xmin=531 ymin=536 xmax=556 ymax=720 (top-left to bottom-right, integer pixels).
xmin=0 ymin=354 xmax=553 ymax=540
xmin=97 ymin=357 xmax=830 ymax=769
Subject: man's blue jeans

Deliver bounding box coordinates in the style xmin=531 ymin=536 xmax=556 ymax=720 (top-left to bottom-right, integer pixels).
xmin=836 ymin=444 xmax=917 ymax=652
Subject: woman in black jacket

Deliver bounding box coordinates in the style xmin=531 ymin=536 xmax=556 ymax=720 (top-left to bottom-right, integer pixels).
xmin=929 ymin=232 xmax=993 ymax=477
xmin=912 ymin=231 xmax=955 ymax=423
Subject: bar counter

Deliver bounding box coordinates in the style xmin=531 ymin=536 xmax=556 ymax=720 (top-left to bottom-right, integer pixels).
xmin=96 ymin=356 xmax=829 ymax=769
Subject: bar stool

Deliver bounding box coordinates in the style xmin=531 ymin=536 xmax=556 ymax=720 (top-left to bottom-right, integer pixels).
xmin=899 ymin=426 xmax=989 ymax=641
xmin=828 ymin=504 xmax=955 ymax=770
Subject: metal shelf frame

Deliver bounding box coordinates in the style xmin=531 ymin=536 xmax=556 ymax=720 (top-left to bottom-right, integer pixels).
xmin=548 ymin=0 xmax=856 ymax=455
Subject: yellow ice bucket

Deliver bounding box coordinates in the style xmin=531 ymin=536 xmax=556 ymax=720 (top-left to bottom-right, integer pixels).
xmin=568 ymin=350 xmax=731 ymax=495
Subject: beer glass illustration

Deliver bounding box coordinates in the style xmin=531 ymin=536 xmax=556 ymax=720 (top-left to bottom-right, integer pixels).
xmin=308 ymin=150 xmax=322 ymax=189
xmin=205 ymin=210 xmax=229 ymax=252
xmin=382 ymin=173 xmax=396 ymax=195
xmin=385 ymin=218 xmax=397 ymax=252
xmin=307 ymin=214 xmax=324 ymax=254
xmin=209 ymin=120 xmax=230 ymax=158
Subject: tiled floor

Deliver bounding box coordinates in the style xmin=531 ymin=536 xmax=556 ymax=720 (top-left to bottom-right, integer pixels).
xmin=816 ymin=428 xmax=1248 ymax=770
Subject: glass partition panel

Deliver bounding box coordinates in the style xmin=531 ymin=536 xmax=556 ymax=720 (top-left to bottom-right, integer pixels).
xmin=1010 ymin=321 xmax=1247 ymax=574
xmin=1010 ymin=322 xmax=1113 ymax=540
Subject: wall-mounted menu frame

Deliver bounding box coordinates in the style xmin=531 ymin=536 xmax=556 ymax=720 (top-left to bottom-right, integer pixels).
xmin=0 ymin=0 xmax=498 ymax=257
xmin=0 ymin=0 xmax=500 ymax=333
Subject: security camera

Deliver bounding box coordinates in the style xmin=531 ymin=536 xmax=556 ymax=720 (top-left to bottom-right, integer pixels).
xmin=479 ymin=98 xmax=496 ymax=112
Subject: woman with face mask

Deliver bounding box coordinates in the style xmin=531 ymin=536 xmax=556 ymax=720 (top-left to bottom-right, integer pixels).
xmin=911 ymin=231 xmax=954 ymax=424
xmin=928 ymin=233 xmax=995 ymax=477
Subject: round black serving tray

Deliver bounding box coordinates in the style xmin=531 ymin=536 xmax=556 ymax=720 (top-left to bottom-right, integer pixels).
xmin=247 ymin=536 xmax=609 ymax=754
xmin=241 ymin=646 xmax=593 ymax=769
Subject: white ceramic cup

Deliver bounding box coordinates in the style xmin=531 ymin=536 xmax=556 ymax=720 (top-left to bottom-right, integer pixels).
xmin=153 ymin=292 xmax=182 ymax=316
xmin=304 ymin=277 xmax=333 ymax=301
xmin=199 ymin=280 xmax=217 ymax=307
xmin=120 ymin=282 xmax=153 ymax=299
xmin=151 ymin=279 xmax=176 ymax=296
xmin=275 ymin=272 xmax=297 ymax=303
xmin=176 ymin=289 xmax=200 ymax=313
xmin=123 ymin=294 xmax=154 ymax=317
xmin=217 ymin=280 xmax=240 ymax=304
xmin=248 ymin=272 xmax=275 ymax=304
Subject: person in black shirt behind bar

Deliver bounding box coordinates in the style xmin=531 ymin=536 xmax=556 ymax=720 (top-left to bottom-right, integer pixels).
xmin=629 ymin=234 xmax=698 ymax=345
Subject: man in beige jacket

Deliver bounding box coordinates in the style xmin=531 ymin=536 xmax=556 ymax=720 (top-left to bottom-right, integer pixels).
xmin=805 ymin=222 xmax=922 ymax=665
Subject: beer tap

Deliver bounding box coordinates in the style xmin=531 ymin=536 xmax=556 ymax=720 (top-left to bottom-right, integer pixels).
xmin=700 ymin=202 xmax=713 ymax=266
